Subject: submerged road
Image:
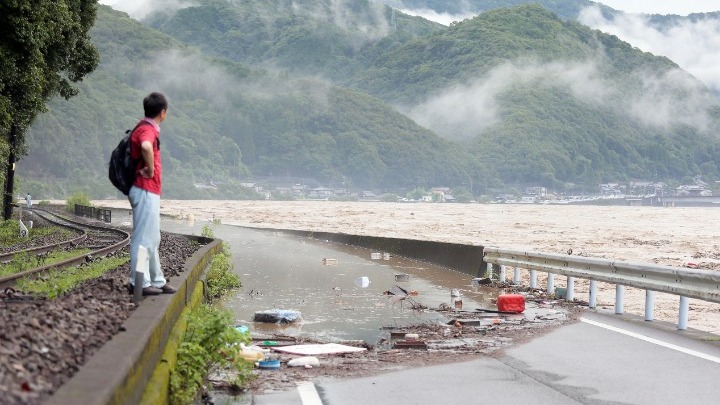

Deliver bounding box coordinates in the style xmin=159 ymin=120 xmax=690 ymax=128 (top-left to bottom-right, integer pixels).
xmin=254 ymin=310 xmax=720 ymax=405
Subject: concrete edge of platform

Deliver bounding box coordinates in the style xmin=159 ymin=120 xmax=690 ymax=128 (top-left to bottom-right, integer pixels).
xmin=46 ymin=235 xmax=223 ymax=405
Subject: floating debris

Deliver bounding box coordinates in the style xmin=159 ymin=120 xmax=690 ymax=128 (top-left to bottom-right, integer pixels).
xmin=253 ymin=309 xmax=302 ymax=324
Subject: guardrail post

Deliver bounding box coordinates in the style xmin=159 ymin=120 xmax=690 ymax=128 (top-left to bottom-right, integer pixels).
xmin=589 ymin=280 xmax=597 ymax=308
xmin=530 ymin=270 xmax=537 ymax=289
xmin=566 ymin=276 xmax=575 ymax=301
xmin=499 ymin=265 xmax=506 ymax=283
xmin=492 ymin=263 xmax=501 ymax=281
xmin=615 ymin=285 xmax=624 ymax=314
xmin=678 ymin=296 xmax=689 ymax=330
xmin=645 ymin=290 xmax=655 ymax=321
xmin=513 ymin=267 xmax=521 ymax=285
xmin=547 ymin=273 xmax=555 ymax=294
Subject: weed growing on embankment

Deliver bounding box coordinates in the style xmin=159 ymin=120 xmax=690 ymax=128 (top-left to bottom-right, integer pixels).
xmin=169 ymin=225 xmax=249 ymax=405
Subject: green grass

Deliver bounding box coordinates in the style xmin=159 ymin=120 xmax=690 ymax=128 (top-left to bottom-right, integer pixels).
xmin=15 ymin=254 xmax=129 ymax=299
xmin=0 ymin=248 xmax=93 ymax=277
xmin=0 ymin=220 xmax=75 ymax=248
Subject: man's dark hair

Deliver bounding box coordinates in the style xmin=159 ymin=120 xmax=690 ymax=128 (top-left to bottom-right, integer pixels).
xmin=143 ymin=92 xmax=168 ymax=118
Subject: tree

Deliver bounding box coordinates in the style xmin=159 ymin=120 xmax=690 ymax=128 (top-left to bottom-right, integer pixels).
xmin=0 ymin=0 xmax=99 ymax=219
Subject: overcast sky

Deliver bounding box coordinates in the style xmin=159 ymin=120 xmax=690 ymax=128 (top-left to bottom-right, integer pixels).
xmin=597 ymin=0 xmax=719 ymax=15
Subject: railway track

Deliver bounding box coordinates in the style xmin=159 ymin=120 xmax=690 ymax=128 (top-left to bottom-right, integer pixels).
xmin=0 ymin=207 xmax=130 ymax=290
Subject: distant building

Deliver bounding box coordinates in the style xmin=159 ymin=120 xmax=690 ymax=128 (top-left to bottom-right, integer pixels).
xmin=524 ymin=187 xmax=547 ymax=197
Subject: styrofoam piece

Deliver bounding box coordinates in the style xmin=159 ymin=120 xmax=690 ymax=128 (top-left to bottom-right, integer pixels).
xmin=287 ymin=356 xmax=320 ymax=367
xmin=272 ymin=343 xmax=367 ymax=356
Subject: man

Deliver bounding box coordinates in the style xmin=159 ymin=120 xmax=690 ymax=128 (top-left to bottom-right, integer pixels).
xmin=128 ymin=92 xmax=176 ymax=296
xmin=25 ymin=193 xmax=31 ymax=208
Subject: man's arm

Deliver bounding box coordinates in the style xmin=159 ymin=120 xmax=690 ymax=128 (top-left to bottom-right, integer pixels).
xmin=139 ymin=140 xmax=155 ymax=178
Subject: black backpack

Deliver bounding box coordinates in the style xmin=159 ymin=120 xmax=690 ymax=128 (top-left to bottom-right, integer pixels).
xmin=108 ymin=122 xmax=150 ymax=195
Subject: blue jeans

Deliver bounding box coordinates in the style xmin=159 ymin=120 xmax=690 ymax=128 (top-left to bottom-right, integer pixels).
xmin=128 ymin=186 xmax=166 ymax=288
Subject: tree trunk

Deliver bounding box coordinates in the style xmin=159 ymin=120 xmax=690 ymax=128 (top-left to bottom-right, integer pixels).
xmin=4 ymin=124 xmax=18 ymax=221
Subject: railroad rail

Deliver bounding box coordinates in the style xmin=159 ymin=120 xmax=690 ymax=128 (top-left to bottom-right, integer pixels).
xmin=0 ymin=208 xmax=130 ymax=290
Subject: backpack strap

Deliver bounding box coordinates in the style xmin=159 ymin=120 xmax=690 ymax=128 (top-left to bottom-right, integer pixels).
xmin=129 ymin=120 xmax=159 ymax=151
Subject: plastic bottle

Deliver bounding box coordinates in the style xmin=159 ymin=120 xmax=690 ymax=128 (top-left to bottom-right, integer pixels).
xmin=239 ymin=348 xmax=264 ymax=362
xmin=239 ymin=343 xmax=269 ymax=361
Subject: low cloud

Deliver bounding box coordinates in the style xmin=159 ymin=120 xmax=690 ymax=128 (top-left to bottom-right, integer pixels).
xmin=398 ymin=8 xmax=476 ymax=26
xmin=406 ymin=57 xmax=715 ymax=141
xmin=99 ymin=0 xmax=194 ymax=20
xmin=628 ymin=68 xmax=714 ymax=131
xmin=134 ymin=49 xmax=244 ymax=111
xmin=579 ymin=5 xmax=720 ymax=93
xmin=136 ymin=50 xmax=332 ymax=112
xmin=405 ymin=60 xmax=608 ymax=141
xmin=291 ymin=0 xmax=389 ymax=41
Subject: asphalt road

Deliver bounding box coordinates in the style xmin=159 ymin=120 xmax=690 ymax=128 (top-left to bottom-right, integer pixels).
xmin=251 ymin=310 xmax=720 ymax=405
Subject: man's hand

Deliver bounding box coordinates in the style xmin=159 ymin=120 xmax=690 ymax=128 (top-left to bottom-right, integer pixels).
xmin=139 ymin=166 xmax=154 ymax=178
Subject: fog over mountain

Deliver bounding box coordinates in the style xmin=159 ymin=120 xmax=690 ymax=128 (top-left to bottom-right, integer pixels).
xmin=386 ymin=1 xmax=720 ymax=94
xmin=578 ymin=6 xmax=720 ymax=93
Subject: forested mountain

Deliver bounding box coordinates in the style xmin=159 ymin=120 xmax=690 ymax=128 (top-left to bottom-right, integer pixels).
xmin=145 ymin=0 xmax=443 ymax=82
xmin=348 ymin=6 xmax=720 ymax=185
xmin=18 ymin=1 xmax=720 ymax=199
xmin=21 ymin=5 xmax=482 ymax=198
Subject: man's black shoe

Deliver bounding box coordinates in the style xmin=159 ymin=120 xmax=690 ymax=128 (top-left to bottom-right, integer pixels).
xmin=160 ymin=284 xmax=177 ymax=294
xmin=142 ymin=286 xmax=163 ymax=296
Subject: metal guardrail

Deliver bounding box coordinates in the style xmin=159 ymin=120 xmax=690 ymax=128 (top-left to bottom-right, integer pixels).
xmin=482 ymin=247 xmax=720 ymax=330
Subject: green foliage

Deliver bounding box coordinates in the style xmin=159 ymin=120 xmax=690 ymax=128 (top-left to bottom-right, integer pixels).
xmin=65 ymin=192 xmax=91 ymax=213
xmin=201 ymin=224 xmax=214 ymax=238
xmin=15 ymin=254 xmax=128 ymax=298
xmin=452 ymin=187 xmax=474 ymax=203
xmin=206 ymin=242 xmax=241 ymax=301
xmin=0 ymin=221 xmax=73 ymax=248
xmin=407 ymin=187 xmax=427 ymax=200
xmin=169 ymin=305 xmax=253 ymax=405
xmin=0 ymin=0 xmax=99 ymax=141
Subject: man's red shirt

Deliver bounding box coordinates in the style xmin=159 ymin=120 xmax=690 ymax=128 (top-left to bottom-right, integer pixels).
xmin=130 ymin=118 xmax=162 ymax=195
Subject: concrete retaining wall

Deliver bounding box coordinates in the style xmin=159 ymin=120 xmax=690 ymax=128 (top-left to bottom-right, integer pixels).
xmin=47 ymin=235 xmax=221 ymax=405
xmin=266 ymin=229 xmax=486 ymax=277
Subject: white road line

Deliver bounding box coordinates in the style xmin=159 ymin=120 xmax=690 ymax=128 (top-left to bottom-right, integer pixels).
xmin=297 ymin=381 xmax=323 ymax=405
xmin=580 ymin=317 xmax=720 ymax=364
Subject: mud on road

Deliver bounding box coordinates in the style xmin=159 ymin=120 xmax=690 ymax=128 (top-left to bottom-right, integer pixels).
xmin=212 ymin=293 xmax=583 ymax=396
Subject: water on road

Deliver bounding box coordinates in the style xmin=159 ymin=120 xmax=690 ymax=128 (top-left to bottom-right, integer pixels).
xmin=160 ymin=218 xmax=498 ymax=344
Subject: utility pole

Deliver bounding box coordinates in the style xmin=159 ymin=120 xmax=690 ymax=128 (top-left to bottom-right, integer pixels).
xmin=4 ymin=124 xmax=18 ymax=221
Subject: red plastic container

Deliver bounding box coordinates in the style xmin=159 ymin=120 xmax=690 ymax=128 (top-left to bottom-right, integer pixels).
xmin=497 ymin=294 xmax=525 ymax=313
